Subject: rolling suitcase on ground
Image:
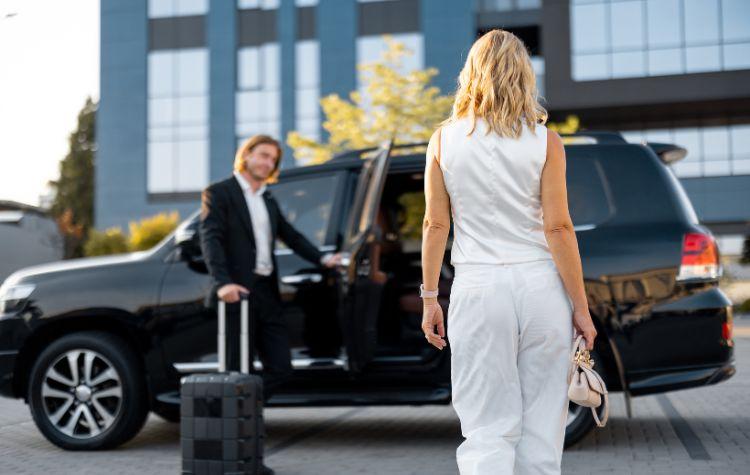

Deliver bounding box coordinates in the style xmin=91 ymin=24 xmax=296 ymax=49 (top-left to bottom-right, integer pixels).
xmin=181 ymin=293 xmax=266 ymax=475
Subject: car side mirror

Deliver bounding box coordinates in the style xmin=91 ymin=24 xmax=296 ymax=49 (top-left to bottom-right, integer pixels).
xmin=175 ymin=227 xmax=202 ymax=262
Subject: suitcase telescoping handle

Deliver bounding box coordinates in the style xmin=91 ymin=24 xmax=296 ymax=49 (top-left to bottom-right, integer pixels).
xmin=218 ymin=292 xmax=251 ymax=373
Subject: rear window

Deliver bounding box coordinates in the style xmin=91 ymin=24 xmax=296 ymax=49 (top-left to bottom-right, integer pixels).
xmin=567 ymin=154 xmax=615 ymax=227
xmin=566 ymin=145 xmax=686 ymax=225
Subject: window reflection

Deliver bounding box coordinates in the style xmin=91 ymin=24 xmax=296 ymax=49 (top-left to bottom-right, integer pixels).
xmin=479 ymin=0 xmax=541 ymax=11
xmin=295 ymin=40 xmax=321 ymax=149
xmin=270 ymin=174 xmax=341 ymax=248
xmin=147 ymin=48 xmax=209 ymax=193
xmin=236 ymin=43 xmax=282 ymax=144
xmin=571 ymin=0 xmax=750 ymax=81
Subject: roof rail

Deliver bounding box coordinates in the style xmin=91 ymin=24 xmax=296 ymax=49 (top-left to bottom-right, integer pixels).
xmin=330 ymin=131 xmax=629 ymax=160
xmin=558 ymin=131 xmax=627 ymax=144
xmin=331 ymin=142 xmax=429 ymax=161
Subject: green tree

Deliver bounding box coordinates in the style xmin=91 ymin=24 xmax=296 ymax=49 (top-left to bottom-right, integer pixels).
xmin=49 ymin=97 xmax=97 ymax=258
xmin=287 ymin=36 xmax=454 ymax=164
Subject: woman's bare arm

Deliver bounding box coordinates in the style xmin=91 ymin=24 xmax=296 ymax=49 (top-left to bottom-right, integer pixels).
xmin=420 ymin=127 xmax=451 ymax=349
xmin=541 ymin=129 xmax=597 ymax=349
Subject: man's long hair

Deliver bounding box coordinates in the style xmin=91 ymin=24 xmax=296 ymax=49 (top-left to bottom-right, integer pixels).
xmin=233 ymin=134 xmax=283 ymax=179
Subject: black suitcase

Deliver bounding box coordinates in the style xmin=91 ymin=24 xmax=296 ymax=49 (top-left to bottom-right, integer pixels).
xmin=181 ymin=293 xmax=266 ymax=475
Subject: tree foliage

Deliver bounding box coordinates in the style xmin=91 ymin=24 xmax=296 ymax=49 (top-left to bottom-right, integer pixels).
xmin=48 ymin=97 xmax=97 ymax=258
xmin=83 ymin=227 xmax=129 ymax=257
xmin=127 ymin=211 xmax=180 ymax=251
xmin=547 ymin=115 xmax=582 ymax=137
xmin=82 ymin=211 xmax=180 ymax=257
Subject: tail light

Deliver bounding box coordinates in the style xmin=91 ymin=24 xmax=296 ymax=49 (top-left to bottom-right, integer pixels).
xmin=676 ymin=232 xmax=721 ymax=281
xmin=722 ymin=316 xmax=734 ymax=345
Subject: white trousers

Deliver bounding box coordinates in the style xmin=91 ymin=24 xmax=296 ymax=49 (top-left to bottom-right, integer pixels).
xmin=447 ymin=259 xmax=574 ymax=475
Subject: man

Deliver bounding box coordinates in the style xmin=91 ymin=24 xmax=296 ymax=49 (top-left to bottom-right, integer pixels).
xmin=199 ymin=135 xmax=342 ymax=470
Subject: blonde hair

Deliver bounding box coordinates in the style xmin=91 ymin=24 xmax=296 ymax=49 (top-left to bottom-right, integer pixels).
xmin=442 ymin=29 xmax=547 ymax=138
xmin=233 ymin=134 xmax=282 ymax=178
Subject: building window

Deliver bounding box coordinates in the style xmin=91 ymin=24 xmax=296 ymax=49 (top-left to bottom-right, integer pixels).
xmin=356 ymin=33 xmax=424 ymax=109
xmin=621 ymin=124 xmax=750 ymax=178
xmin=296 ymin=39 xmax=321 ymax=145
xmin=479 ymin=0 xmax=542 ymax=11
xmin=149 ymin=0 xmax=208 ymax=18
xmin=356 ymin=0 xmax=423 ymax=108
xmin=236 ymin=43 xmax=281 ymax=146
xmin=238 ymin=0 xmax=279 ymax=8
xmin=147 ymin=2 xmax=209 ymax=194
xmin=530 ymin=56 xmax=545 ymax=97
xmin=293 ymin=1 xmax=320 ymax=152
xmin=570 ymin=0 xmax=750 ymax=81
xmin=236 ymin=1 xmax=280 ymax=147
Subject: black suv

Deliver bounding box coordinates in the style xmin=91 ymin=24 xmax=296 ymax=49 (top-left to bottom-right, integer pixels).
xmin=0 ymin=134 xmax=735 ymax=450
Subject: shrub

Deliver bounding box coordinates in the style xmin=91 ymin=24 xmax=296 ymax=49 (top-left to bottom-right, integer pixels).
xmin=83 ymin=227 xmax=129 ymax=256
xmin=128 ymin=211 xmax=180 ymax=251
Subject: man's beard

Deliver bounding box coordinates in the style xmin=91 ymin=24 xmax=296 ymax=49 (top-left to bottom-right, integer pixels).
xmin=247 ymin=166 xmax=269 ymax=182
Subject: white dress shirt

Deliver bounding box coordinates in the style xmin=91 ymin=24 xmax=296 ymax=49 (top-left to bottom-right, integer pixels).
xmin=233 ymin=171 xmax=334 ymax=276
xmin=233 ymin=171 xmax=274 ymax=276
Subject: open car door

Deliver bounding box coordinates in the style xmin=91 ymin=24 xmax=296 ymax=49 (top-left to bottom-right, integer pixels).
xmin=337 ymin=139 xmax=394 ymax=373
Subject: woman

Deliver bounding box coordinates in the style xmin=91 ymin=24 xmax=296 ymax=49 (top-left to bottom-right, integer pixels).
xmin=419 ymin=29 xmax=597 ymax=474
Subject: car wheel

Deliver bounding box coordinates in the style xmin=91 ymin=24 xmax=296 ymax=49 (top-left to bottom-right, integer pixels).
xmin=27 ymin=331 xmax=149 ymax=450
xmin=564 ymin=349 xmax=608 ymax=448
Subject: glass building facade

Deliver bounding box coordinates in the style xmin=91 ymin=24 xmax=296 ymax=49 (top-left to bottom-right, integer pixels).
xmin=146 ymin=0 xmax=210 ymax=194
xmin=98 ymin=0 xmax=750 ymax=241
xmin=571 ymin=0 xmax=750 ymax=81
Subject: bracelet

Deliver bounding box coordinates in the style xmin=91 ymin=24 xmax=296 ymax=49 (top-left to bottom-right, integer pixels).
xmin=419 ymin=284 xmax=439 ymax=298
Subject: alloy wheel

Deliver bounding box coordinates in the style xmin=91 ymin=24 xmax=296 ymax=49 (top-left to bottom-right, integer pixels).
xmin=41 ymin=349 xmax=123 ymax=439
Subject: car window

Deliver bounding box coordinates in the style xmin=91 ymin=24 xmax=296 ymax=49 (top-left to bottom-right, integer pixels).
xmin=270 ymin=174 xmax=341 ymax=248
xmin=567 ymin=145 xmax=686 ymax=225
xmin=566 ymin=153 xmax=616 ymax=227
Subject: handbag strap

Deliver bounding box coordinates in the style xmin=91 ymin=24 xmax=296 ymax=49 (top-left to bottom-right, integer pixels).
xmin=567 ymin=335 xmax=586 ymax=384
xmin=591 ymin=392 xmax=609 ymax=427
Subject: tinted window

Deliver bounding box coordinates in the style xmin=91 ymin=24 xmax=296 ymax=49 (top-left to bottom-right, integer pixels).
xmin=269 ymin=174 xmax=340 ymax=248
xmin=567 ymin=154 xmax=616 ymax=227
xmin=567 ymin=145 xmax=685 ymax=225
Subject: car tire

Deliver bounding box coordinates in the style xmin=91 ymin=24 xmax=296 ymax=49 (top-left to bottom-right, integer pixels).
xmin=27 ymin=331 xmax=149 ymax=450
xmin=564 ymin=349 xmax=608 ymax=448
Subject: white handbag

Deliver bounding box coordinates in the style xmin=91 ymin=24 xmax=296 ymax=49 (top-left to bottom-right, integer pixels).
xmin=567 ymin=334 xmax=609 ymax=428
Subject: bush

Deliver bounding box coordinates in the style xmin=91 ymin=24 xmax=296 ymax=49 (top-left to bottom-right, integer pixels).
xmin=128 ymin=211 xmax=180 ymax=251
xmin=82 ymin=211 xmax=181 ymax=256
xmin=83 ymin=227 xmax=129 ymax=256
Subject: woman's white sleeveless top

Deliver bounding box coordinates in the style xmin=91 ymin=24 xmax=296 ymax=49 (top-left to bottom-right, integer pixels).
xmin=438 ymin=116 xmax=553 ymax=266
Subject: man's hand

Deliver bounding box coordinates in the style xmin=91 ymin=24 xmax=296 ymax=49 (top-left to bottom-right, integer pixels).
xmin=321 ymin=252 xmax=344 ymax=268
xmin=217 ymin=283 xmax=250 ymax=303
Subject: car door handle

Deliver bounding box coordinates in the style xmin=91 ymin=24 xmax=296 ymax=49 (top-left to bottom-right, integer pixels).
xmin=281 ymin=273 xmax=324 ymax=285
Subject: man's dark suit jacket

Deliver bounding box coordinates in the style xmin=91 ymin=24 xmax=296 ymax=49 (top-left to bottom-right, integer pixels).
xmin=199 ymin=175 xmax=324 ymax=308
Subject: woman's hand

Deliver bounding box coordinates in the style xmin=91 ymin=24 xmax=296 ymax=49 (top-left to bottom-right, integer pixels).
xmin=422 ymin=299 xmax=447 ymax=350
xmin=572 ymin=308 xmax=597 ymax=350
